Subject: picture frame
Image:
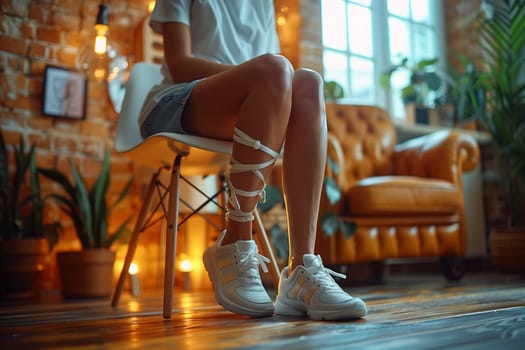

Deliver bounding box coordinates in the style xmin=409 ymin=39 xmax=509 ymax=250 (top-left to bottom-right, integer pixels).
xmin=42 ymin=65 xmax=88 ymax=120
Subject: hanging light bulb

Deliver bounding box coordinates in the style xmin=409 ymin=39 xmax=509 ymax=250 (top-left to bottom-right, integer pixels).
xmin=94 ymin=3 xmax=109 ymax=55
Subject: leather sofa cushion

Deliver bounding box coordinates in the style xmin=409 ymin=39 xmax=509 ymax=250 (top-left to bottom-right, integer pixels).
xmin=347 ymin=176 xmax=460 ymax=216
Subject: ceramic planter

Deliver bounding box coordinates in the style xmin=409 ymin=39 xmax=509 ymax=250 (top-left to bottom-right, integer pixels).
xmin=57 ymin=249 xmax=116 ymax=298
xmin=0 ymin=238 xmax=49 ymax=298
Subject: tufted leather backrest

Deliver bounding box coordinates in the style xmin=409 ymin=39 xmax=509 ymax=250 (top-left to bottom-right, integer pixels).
xmin=326 ymin=103 xmax=396 ymax=191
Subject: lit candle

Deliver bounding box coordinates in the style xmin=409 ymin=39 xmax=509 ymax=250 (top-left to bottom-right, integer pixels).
xmin=128 ymin=262 xmax=141 ymax=297
xmin=178 ymin=255 xmax=193 ymax=292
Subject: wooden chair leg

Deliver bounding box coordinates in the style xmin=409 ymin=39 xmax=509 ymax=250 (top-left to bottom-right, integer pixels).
xmin=163 ymin=154 xmax=183 ymax=319
xmin=112 ymin=170 xmax=159 ymax=307
xmin=253 ymin=210 xmax=281 ymax=287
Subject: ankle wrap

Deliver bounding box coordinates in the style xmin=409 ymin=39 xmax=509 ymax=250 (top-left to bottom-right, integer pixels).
xmin=226 ymin=127 xmax=279 ymax=223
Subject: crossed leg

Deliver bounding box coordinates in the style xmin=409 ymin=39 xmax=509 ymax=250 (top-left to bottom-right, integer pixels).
xmin=182 ymin=53 xmax=327 ymax=272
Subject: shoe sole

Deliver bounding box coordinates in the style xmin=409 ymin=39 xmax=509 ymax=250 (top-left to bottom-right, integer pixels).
xmin=275 ymin=296 xmax=367 ymax=321
xmin=203 ymin=247 xmax=274 ymax=318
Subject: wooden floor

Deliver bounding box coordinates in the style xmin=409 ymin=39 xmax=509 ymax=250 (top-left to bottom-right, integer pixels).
xmin=1 ymin=272 xmax=524 ymax=349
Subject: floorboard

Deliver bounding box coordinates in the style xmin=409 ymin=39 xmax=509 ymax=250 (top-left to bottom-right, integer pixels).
xmin=1 ymin=273 xmax=524 ymax=349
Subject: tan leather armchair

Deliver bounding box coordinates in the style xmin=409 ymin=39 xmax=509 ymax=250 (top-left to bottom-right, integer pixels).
xmin=316 ymin=103 xmax=480 ymax=280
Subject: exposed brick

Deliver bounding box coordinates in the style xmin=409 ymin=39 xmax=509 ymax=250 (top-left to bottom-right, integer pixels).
xmin=0 ymin=35 xmax=28 ymax=55
xmin=56 ymin=46 xmax=77 ymax=67
xmin=20 ymin=21 xmax=36 ymax=39
xmin=80 ymin=121 xmax=108 ymax=138
xmin=28 ymin=3 xmax=53 ymax=25
xmin=53 ymin=134 xmax=79 ymax=154
xmin=3 ymin=94 xmax=40 ymax=111
xmin=0 ymin=128 xmax=24 ymax=146
xmin=28 ymin=75 xmax=44 ymax=95
xmin=28 ymin=41 xmax=55 ymax=60
xmin=28 ymin=131 xmax=51 ymax=149
xmin=36 ymin=26 xmax=62 ymax=44
xmin=64 ymin=30 xmax=86 ymax=47
xmin=52 ymin=11 xmax=81 ymax=31
xmin=28 ymin=115 xmax=54 ymax=130
xmin=6 ymin=55 xmax=27 ymax=72
xmin=33 ymin=149 xmax=55 ymax=169
xmin=79 ymin=136 xmax=105 ymax=158
xmin=0 ymin=0 xmax=31 ymax=17
xmin=55 ymin=0 xmax=83 ymax=13
xmin=29 ymin=60 xmax=47 ymax=75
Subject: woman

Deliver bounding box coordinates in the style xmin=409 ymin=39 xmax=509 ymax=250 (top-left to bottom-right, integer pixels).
xmin=140 ymin=0 xmax=367 ymax=321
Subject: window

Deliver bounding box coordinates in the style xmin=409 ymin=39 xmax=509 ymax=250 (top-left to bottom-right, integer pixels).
xmin=321 ymin=0 xmax=445 ymax=119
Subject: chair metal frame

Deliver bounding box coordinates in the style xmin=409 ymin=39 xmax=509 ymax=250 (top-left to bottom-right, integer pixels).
xmin=110 ymin=62 xmax=280 ymax=319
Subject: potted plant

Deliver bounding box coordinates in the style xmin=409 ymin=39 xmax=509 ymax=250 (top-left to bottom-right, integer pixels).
xmin=381 ymin=57 xmax=444 ymax=123
xmin=474 ymin=0 xmax=525 ymax=272
xmin=39 ymin=150 xmax=133 ymax=297
xmin=442 ymin=54 xmax=486 ymax=127
xmin=0 ymin=131 xmax=60 ymax=298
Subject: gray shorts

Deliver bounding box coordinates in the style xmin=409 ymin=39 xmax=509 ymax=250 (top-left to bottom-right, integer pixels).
xmin=140 ymin=80 xmax=200 ymax=138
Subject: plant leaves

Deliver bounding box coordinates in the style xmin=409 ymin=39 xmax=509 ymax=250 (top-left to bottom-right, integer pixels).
xmin=321 ymin=211 xmax=339 ymax=236
xmin=324 ymin=177 xmax=341 ymax=205
xmin=340 ymin=220 xmax=357 ymax=239
xmin=257 ymin=185 xmax=283 ymax=213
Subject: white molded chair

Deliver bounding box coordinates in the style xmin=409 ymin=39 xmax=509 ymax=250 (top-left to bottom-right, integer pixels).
xmin=111 ymin=62 xmax=280 ymax=319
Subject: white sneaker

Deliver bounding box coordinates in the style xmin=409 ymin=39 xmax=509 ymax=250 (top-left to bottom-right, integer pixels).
xmin=203 ymin=230 xmax=274 ymax=317
xmin=274 ymin=254 xmax=367 ymax=321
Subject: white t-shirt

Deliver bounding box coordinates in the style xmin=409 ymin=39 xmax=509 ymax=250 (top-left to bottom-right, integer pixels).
xmin=139 ymin=0 xmax=280 ymax=125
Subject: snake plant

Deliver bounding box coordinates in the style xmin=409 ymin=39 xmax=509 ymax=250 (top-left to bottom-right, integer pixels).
xmin=0 ymin=130 xmax=60 ymax=249
xmin=39 ymin=150 xmax=133 ymax=249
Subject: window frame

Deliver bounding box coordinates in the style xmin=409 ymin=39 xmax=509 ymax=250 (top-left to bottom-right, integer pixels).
xmin=321 ymin=0 xmax=447 ymax=120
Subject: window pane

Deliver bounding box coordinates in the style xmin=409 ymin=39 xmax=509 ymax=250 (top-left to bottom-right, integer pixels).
xmin=413 ymin=24 xmax=436 ymax=61
xmin=388 ymin=0 xmax=410 ymax=18
xmin=390 ymin=69 xmax=410 ymax=119
xmin=323 ymin=50 xmax=350 ymax=98
xmin=348 ymin=4 xmax=373 ymax=57
xmin=388 ymin=17 xmax=410 ymax=61
xmin=321 ymin=0 xmax=347 ymax=51
xmin=350 ymin=0 xmax=371 ymax=6
xmin=349 ymin=56 xmax=374 ymax=103
xmin=411 ymin=0 xmax=431 ymax=23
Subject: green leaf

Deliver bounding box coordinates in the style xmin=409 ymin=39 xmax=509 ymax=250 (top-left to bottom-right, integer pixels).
xmin=270 ymin=223 xmax=288 ymax=260
xmin=69 ymin=159 xmax=94 ymax=248
xmin=324 ymin=81 xmax=345 ymax=100
xmin=321 ymin=211 xmax=339 ymax=236
xmin=340 ymin=220 xmax=357 ymax=239
xmin=327 ymin=155 xmax=339 ymax=175
xmin=91 ymin=151 xmax=110 ymax=247
xmin=257 ymin=185 xmax=284 ymax=213
xmin=324 ymin=177 xmax=341 ymax=205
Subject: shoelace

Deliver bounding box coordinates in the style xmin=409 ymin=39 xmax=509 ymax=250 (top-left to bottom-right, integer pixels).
xmin=309 ymin=265 xmax=347 ymax=290
xmin=238 ymin=251 xmax=270 ymax=280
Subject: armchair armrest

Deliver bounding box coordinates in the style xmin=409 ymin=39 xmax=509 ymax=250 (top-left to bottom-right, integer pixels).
xmin=393 ymin=130 xmax=480 ymax=185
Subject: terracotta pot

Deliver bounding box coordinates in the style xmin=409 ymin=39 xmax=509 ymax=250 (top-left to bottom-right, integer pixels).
xmin=0 ymin=238 xmax=49 ymax=298
xmin=489 ymin=227 xmax=525 ymax=273
xmin=57 ymin=249 xmax=115 ymax=298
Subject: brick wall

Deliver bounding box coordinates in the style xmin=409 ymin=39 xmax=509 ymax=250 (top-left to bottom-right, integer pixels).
xmin=0 ymin=0 xmax=153 ymax=292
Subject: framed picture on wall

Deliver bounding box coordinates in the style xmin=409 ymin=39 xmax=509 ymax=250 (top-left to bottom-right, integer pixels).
xmin=42 ymin=65 xmax=88 ymax=120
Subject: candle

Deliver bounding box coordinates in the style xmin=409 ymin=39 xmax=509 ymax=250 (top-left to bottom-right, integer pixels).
xmin=128 ymin=262 xmax=141 ymax=297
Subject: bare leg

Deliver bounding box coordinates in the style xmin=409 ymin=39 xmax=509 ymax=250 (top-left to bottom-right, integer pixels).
xmin=283 ymin=69 xmax=327 ymax=272
xmin=182 ymin=54 xmax=294 ymax=244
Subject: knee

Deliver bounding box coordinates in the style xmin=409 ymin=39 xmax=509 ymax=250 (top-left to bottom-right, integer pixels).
xmin=292 ymin=68 xmax=324 ymax=103
xmin=292 ymin=69 xmax=325 ymax=125
xmin=253 ymin=54 xmax=294 ymax=98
